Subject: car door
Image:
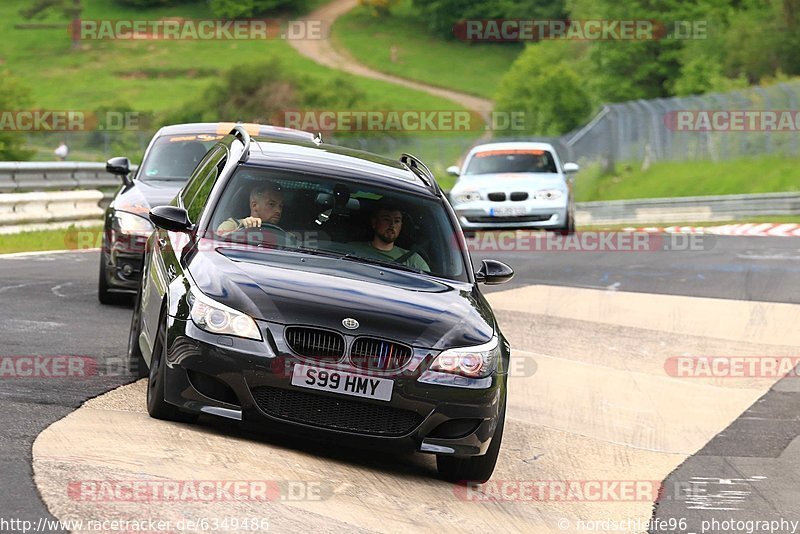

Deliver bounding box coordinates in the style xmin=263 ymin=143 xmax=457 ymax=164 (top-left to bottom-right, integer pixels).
xmin=138 ymin=145 xmax=228 ymax=360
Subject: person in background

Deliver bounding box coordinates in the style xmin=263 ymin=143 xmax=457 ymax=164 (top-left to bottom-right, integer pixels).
xmin=54 ymin=141 xmax=69 ymax=161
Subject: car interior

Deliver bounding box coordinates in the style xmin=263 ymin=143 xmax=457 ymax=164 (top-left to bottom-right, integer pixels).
xmin=208 ymin=171 xmax=466 ymax=280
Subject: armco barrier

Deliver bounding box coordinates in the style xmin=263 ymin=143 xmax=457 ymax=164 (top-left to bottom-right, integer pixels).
xmin=0 ymin=162 xmax=799 ymax=230
xmin=575 ymin=192 xmax=800 ymax=226
xmin=0 ymin=162 xmax=124 ymax=192
xmin=0 ymin=191 xmax=105 ymax=226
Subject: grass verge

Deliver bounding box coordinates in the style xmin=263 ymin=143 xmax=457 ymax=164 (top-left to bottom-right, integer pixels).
xmin=574 ymin=156 xmax=800 ymax=202
xmin=331 ymin=0 xmax=521 ymax=100
xmin=0 ymin=225 xmax=103 ymax=254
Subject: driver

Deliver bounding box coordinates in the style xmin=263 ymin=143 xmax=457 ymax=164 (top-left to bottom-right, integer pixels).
xmin=216 ymin=182 xmax=284 ymax=236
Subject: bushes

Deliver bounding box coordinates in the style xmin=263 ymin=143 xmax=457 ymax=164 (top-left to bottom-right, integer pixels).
xmin=166 ymin=59 xmax=365 ymax=129
xmin=0 ymin=73 xmax=35 ymax=161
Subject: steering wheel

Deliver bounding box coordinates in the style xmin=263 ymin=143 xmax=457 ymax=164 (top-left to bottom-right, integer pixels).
xmin=228 ymin=222 xmax=291 ymax=247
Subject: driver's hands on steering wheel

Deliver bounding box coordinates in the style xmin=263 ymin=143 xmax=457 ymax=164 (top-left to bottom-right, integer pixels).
xmin=238 ymin=216 xmax=262 ymax=229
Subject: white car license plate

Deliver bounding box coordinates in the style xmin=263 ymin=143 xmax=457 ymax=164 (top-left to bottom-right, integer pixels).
xmin=491 ymin=207 xmax=527 ymax=217
xmin=291 ymin=364 xmax=394 ymax=402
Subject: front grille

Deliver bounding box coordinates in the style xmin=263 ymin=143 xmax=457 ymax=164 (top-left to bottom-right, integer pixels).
xmin=510 ymin=191 xmax=529 ymax=201
xmin=285 ymin=327 xmax=344 ymax=361
xmin=466 ymin=214 xmax=552 ymax=223
xmin=350 ymin=338 xmax=413 ymax=371
xmin=487 ymin=192 xmax=506 ymax=202
xmin=250 ymin=386 xmax=422 ymax=436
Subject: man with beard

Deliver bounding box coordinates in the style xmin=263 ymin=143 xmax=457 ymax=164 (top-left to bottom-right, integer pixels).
xmin=348 ymin=202 xmax=430 ymax=272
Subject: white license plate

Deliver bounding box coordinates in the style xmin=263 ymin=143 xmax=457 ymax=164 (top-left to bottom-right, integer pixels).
xmin=291 ymin=364 xmax=394 ymax=402
xmin=491 ymin=207 xmax=527 ymax=217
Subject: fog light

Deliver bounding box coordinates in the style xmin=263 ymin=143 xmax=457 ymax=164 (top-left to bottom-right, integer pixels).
xmin=121 ymin=264 xmax=134 ymax=276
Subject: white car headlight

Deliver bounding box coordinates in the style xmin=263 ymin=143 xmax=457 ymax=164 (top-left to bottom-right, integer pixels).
xmin=452 ymin=190 xmax=482 ymax=204
xmin=535 ymin=189 xmax=564 ymax=200
xmin=430 ymin=336 xmax=500 ymax=378
xmin=115 ymin=211 xmax=154 ymax=235
xmin=189 ymin=290 xmax=262 ymax=341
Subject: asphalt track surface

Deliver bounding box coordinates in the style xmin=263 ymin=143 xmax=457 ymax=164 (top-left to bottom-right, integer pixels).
xmin=1 ymin=235 xmax=799 ymax=532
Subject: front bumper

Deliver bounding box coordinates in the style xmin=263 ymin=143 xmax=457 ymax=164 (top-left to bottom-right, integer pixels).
xmin=162 ymin=317 xmax=506 ymax=457
xmin=453 ymin=199 xmax=568 ymax=230
xmin=102 ymin=232 xmax=148 ymax=292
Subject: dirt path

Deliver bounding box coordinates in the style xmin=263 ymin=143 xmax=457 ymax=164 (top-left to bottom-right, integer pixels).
xmin=289 ymin=0 xmax=493 ymax=118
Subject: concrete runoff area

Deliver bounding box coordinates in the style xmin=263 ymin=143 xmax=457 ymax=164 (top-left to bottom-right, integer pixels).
xmin=32 ymin=285 xmax=800 ymax=533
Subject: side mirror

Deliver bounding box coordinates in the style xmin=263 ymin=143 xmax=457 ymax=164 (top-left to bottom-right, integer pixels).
xmin=563 ymin=162 xmax=580 ymax=174
xmin=149 ymin=206 xmax=193 ymax=233
xmin=475 ymin=259 xmax=514 ymax=285
xmin=106 ymin=156 xmax=133 ymax=186
xmin=446 ymin=165 xmax=461 ymax=177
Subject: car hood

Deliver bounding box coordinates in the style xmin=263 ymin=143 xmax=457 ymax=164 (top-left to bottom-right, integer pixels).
xmin=112 ymin=179 xmax=183 ymax=215
xmin=453 ymin=172 xmax=566 ymax=192
xmin=186 ymin=245 xmax=495 ymax=350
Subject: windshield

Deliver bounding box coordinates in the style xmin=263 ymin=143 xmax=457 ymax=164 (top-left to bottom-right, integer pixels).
xmin=465 ymin=148 xmax=557 ymax=175
xmin=206 ymin=167 xmax=468 ymax=282
xmin=139 ymin=133 xmax=222 ymax=182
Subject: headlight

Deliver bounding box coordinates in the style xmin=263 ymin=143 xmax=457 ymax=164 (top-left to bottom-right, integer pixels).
xmin=534 ymin=189 xmax=564 ymax=200
xmin=189 ymin=290 xmax=262 ymax=341
xmin=430 ymin=336 xmax=499 ymax=378
xmin=452 ymin=190 xmax=482 ymax=204
xmin=115 ymin=211 xmax=154 ymax=235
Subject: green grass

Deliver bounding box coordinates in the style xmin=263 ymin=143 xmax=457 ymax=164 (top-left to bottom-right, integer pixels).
xmin=332 ymin=0 xmax=521 ymax=100
xmin=574 ymin=156 xmax=800 ymax=202
xmin=0 ymin=0 xmax=468 ymax=114
xmin=1 ymin=0 xmax=484 ymax=167
xmin=0 ymin=225 xmax=103 ymax=254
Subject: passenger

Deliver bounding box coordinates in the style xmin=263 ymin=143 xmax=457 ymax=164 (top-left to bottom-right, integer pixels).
xmin=348 ymin=203 xmax=430 ymax=271
xmin=216 ymin=182 xmax=284 ymax=236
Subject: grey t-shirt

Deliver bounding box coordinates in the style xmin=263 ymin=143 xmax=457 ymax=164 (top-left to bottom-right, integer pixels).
xmin=347 ymin=242 xmax=430 ymax=272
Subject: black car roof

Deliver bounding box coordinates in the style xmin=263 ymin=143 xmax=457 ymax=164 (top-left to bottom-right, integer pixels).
xmin=244 ymin=139 xmax=434 ymax=195
xmin=156 ymin=122 xmax=316 ymax=142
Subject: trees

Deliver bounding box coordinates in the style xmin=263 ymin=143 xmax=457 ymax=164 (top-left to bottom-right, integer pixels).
xmin=494 ymin=43 xmax=592 ymax=135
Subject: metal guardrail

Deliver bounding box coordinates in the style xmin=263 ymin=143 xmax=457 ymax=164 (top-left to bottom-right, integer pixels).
xmin=575 ymin=192 xmax=800 ymax=226
xmin=1 ymin=162 xmax=799 ymax=230
xmin=0 ymin=162 xmax=127 ymax=192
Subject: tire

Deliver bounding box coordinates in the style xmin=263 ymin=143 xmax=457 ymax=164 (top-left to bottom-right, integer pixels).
xmin=552 ymin=211 xmax=576 ymax=235
xmin=127 ymin=285 xmax=148 ymax=378
xmin=436 ymin=400 xmax=506 ymax=484
xmin=146 ymin=310 xmax=197 ymax=423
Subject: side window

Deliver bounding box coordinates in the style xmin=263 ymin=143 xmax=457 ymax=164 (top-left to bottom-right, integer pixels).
xmin=183 ymin=147 xmax=227 ymax=223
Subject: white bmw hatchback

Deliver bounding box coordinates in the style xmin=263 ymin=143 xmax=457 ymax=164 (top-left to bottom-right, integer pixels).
xmin=447 ymin=142 xmax=579 ymax=233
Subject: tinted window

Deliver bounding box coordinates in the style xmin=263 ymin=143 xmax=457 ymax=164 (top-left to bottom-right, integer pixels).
xmin=206 ymin=167 xmax=468 ymax=282
xmin=139 ymin=133 xmax=223 ymax=182
xmin=183 ymin=147 xmax=227 ymax=223
xmin=465 ymin=149 xmax=557 ymax=175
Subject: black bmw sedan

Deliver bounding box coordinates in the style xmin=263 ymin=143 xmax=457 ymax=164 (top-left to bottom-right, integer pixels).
xmin=98 ymin=122 xmax=315 ymax=304
xmin=129 ymin=126 xmax=514 ymax=482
